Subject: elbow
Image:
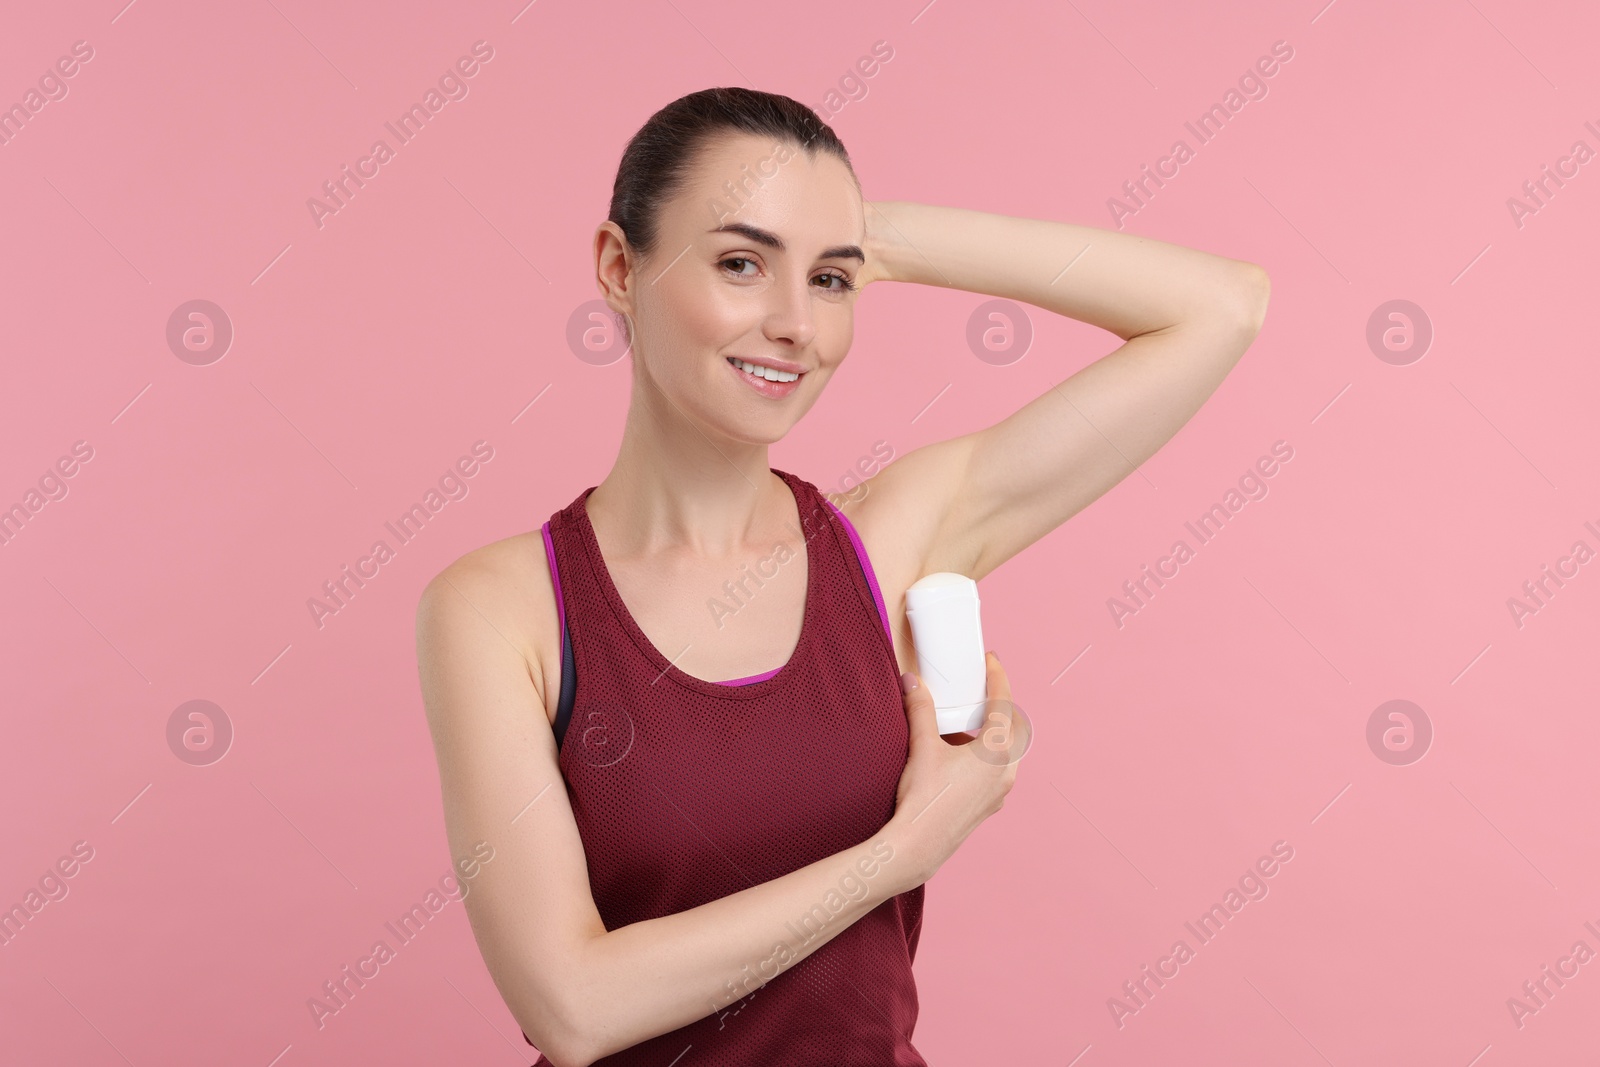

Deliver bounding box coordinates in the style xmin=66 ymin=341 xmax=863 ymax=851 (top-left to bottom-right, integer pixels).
xmin=511 ymin=931 xmax=616 ymax=1067
xmin=551 ymin=1043 xmax=598 ymax=1067
xmin=1231 ymin=263 xmax=1271 ymax=337
xmin=517 ymin=991 xmax=598 ymax=1067
xmin=524 ymin=1017 xmax=595 ymax=1067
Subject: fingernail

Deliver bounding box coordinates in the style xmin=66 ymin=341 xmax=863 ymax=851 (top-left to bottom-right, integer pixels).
xmin=899 ymin=671 xmax=918 ymax=694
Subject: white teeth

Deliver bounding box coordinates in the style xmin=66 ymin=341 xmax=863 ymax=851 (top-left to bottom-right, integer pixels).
xmin=731 ymin=357 xmax=799 ymax=382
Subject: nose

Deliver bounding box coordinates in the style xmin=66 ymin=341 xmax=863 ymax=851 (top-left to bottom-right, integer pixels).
xmin=761 ymin=275 xmax=817 ymax=349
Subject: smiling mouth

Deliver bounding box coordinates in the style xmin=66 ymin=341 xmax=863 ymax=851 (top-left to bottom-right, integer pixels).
xmin=726 ymin=356 xmax=803 ymax=383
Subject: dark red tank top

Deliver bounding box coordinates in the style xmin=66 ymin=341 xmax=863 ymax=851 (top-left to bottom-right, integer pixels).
xmin=526 ymin=468 xmax=926 ymax=1066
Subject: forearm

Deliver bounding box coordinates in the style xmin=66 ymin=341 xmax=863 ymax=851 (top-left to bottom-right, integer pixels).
xmin=866 ymin=200 xmax=1264 ymax=341
xmin=564 ymin=816 xmax=927 ymax=1064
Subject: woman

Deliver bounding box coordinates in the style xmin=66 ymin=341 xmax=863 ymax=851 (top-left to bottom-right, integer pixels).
xmin=416 ymin=87 xmax=1268 ymax=1066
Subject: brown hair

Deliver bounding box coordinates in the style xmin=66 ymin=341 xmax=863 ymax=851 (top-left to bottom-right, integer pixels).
xmin=607 ymin=86 xmax=856 ymax=272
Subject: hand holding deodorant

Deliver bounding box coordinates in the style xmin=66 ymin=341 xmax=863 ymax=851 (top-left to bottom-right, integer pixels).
xmin=904 ymin=572 xmax=988 ymax=735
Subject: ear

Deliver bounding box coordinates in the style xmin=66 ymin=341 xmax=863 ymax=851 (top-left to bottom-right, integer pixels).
xmin=594 ymin=221 xmax=637 ymax=325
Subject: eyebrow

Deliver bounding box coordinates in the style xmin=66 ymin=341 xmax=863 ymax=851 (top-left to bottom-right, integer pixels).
xmin=709 ymin=222 xmax=865 ymax=264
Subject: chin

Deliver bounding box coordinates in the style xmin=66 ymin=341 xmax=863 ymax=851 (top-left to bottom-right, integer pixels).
xmin=719 ymin=417 xmax=798 ymax=448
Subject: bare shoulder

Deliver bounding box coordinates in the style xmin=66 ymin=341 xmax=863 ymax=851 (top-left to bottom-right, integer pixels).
xmin=416 ymin=529 xmax=562 ymax=727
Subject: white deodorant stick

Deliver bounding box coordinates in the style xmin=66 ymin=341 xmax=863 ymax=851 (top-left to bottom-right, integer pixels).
xmin=904 ymin=572 xmax=989 ymax=735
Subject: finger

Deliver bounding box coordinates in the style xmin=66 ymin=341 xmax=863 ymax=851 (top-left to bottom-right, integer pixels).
xmin=984 ymin=650 xmax=1012 ymax=702
xmin=900 ymin=671 xmax=938 ymax=747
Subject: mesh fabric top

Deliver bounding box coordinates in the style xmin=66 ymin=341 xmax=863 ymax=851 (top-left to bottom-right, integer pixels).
xmin=527 ymin=468 xmax=926 ymax=1066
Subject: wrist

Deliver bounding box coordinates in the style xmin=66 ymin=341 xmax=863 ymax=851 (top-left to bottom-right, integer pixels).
xmin=861 ymin=200 xmax=919 ymax=288
xmin=879 ymin=813 xmax=935 ymax=892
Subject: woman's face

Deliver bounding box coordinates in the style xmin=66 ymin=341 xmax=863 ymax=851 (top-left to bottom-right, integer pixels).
xmin=606 ymin=132 xmax=865 ymax=446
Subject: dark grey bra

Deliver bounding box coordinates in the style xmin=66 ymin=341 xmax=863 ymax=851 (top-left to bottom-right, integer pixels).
xmin=553 ymin=618 xmax=575 ymax=751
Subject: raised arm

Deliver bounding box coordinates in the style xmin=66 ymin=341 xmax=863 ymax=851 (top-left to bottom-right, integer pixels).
xmin=850 ymin=201 xmax=1270 ymax=583
xmin=415 ymin=557 xmax=962 ymax=1066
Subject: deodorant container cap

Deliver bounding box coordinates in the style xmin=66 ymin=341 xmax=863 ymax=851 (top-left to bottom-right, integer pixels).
xmin=904 ymin=571 xmax=976 ymax=609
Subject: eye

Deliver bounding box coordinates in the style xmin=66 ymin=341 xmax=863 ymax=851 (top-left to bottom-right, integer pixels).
xmin=814 ymin=271 xmax=858 ymax=293
xmin=719 ymin=256 xmax=759 ymax=277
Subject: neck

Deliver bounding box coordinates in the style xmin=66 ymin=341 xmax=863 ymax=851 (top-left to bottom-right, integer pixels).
xmin=586 ymin=363 xmax=788 ymax=560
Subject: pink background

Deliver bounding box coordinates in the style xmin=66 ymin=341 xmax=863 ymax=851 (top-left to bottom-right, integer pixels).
xmin=4 ymin=0 xmax=1598 ymax=1063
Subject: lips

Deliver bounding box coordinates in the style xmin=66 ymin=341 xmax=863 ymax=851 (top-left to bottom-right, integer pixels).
xmin=725 ymin=356 xmax=803 ymax=399
xmin=727 ymin=355 xmax=804 ymax=378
